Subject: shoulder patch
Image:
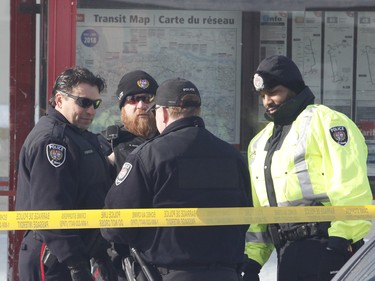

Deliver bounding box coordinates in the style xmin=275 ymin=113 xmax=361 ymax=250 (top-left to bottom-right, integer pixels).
xmin=115 ymin=162 xmax=132 ymax=186
xmin=46 ymin=143 xmax=66 ymax=167
xmin=329 ymin=126 xmax=348 ymax=146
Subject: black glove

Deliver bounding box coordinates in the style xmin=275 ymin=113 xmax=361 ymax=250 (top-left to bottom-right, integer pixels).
xmin=92 ymin=255 xmax=118 ymax=281
xmin=66 ymin=256 xmax=94 ymax=281
xmin=351 ymin=239 xmax=364 ymax=253
xmin=241 ymin=256 xmax=262 ymax=281
xmin=108 ymin=248 xmax=125 ymax=278
xmin=107 ymin=243 xmax=131 ymax=278
xmin=327 ymin=236 xmax=353 ymax=256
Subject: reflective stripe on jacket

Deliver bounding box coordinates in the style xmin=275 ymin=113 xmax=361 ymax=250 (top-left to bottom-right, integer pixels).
xmin=245 ymin=104 xmax=373 ymax=266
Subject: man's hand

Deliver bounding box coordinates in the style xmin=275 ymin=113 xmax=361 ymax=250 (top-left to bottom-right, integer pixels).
xmin=240 ymin=256 xmax=262 ymax=281
xmin=327 ymin=236 xmax=353 ymax=256
xmin=92 ymin=256 xmax=118 ymax=281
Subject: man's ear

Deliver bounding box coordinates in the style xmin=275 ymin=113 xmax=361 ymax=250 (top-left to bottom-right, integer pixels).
xmin=55 ymin=92 xmax=64 ymax=109
xmin=162 ymin=107 xmax=169 ymax=125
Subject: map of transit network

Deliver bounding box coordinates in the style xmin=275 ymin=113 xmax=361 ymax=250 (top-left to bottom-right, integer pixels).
xmin=76 ymin=9 xmax=242 ymax=143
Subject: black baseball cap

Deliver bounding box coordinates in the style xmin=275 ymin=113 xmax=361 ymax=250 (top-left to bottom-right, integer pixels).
xmin=252 ymin=55 xmax=306 ymax=94
xmin=116 ymin=70 xmax=158 ymax=109
xmin=155 ymin=78 xmax=201 ymax=108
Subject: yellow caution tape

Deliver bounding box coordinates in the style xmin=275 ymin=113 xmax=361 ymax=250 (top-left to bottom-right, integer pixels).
xmin=0 ymin=205 xmax=374 ymax=231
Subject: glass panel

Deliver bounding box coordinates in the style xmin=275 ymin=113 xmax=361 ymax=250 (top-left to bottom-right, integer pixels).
xmin=355 ymin=12 xmax=375 ymax=179
xmin=322 ymin=11 xmax=354 ymax=117
xmin=0 ymin=1 xmax=9 ymax=279
xmin=76 ymin=8 xmax=243 ymax=144
xmin=291 ymin=11 xmax=323 ymax=104
xmin=0 ymin=1 xmax=10 ymax=197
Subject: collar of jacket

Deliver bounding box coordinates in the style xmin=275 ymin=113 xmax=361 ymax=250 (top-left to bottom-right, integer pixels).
xmin=116 ymin=126 xmax=159 ymax=145
xmin=162 ymin=116 xmax=205 ymax=135
xmin=47 ymin=105 xmax=87 ymax=134
xmin=265 ymin=86 xmax=315 ymax=125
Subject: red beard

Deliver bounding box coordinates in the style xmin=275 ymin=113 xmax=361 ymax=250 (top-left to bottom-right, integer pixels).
xmin=122 ymin=109 xmax=157 ymax=139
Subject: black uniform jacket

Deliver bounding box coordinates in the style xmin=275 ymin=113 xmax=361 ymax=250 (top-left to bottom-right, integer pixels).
xmin=101 ymin=116 xmax=252 ymax=267
xmin=102 ymin=125 xmax=159 ymax=176
xmin=16 ymin=106 xmax=112 ymax=262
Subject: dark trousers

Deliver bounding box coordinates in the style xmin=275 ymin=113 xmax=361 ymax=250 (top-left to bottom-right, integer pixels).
xmin=18 ymin=231 xmax=72 ymax=281
xmin=277 ymin=237 xmax=352 ymax=281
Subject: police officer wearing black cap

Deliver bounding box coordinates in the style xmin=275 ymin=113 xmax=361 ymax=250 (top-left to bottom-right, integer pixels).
xmin=16 ymin=67 xmax=117 ymax=281
xmin=101 ymin=78 xmax=252 ymax=281
xmin=243 ymin=55 xmax=372 ymax=281
xmin=100 ymin=71 xmax=159 ymax=280
xmin=102 ymin=70 xmax=159 ymax=177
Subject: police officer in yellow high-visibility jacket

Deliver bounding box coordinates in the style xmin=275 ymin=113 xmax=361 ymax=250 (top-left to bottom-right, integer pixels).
xmin=242 ymin=55 xmax=373 ymax=281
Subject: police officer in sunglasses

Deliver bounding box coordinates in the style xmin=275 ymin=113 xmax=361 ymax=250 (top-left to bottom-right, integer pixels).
xmin=100 ymin=70 xmax=159 ymax=280
xmin=16 ymin=66 xmax=117 ymax=281
xmin=101 ymin=70 xmax=159 ymax=177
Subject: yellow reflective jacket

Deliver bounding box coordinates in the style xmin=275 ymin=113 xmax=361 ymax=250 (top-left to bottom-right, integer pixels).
xmin=245 ymin=104 xmax=373 ymax=266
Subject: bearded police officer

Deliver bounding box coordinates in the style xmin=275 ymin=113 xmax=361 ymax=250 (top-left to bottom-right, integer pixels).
xmin=103 ymin=70 xmax=159 ymax=176
xmin=101 ymin=78 xmax=252 ymax=281
xmin=99 ymin=71 xmax=159 ymax=280
xmin=243 ymin=55 xmax=372 ymax=281
xmin=16 ymin=67 xmax=117 ymax=281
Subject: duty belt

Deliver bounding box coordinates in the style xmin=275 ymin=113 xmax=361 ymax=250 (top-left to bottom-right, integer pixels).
xmin=268 ymin=222 xmax=329 ymax=248
xmin=31 ymin=231 xmax=59 ymax=268
xmin=280 ymin=222 xmax=321 ymax=241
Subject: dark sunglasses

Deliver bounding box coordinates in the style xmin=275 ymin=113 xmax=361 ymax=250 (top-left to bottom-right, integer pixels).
xmin=125 ymin=94 xmax=155 ymax=105
xmin=59 ymin=91 xmax=102 ymax=109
